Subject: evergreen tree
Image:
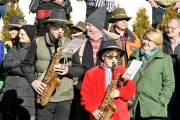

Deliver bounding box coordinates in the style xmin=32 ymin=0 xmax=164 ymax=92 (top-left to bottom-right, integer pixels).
xmin=132 ymin=7 xmax=152 ymax=40
xmin=157 ymin=5 xmax=180 ymax=34
xmin=1 ymin=2 xmax=24 ymax=42
xmin=64 ymin=18 xmax=73 ymax=39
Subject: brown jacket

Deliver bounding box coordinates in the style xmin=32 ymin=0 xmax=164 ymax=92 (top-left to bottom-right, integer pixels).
xmin=110 ymin=27 xmax=141 ymax=66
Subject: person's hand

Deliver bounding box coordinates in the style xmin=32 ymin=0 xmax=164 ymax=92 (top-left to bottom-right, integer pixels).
xmin=110 ymin=89 xmax=120 ymax=98
xmin=31 ymin=80 xmax=46 ymax=94
xmin=92 ymin=109 xmax=102 ymax=120
xmin=150 ymin=1 xmax=158 ymax=8
xmin=53 ymin=0 xmax=64 ymax=5
xmin=174 ymin=2 xmax=180 ymax=9
xmin=75 ymin=81 xmax=82 ymax=90
xmin=54 ymin=64 xmax=69 ymax=75
xmin=4 ymin=41 xmax=13 ymax=48
xmin=42 ymin=0 xmax=50 ymax=2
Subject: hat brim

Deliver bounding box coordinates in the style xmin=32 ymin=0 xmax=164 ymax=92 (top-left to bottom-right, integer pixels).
xmin=3 ymin=25 xmax=21 ymax=29
xmin=43 ymin=20 xmax=72 ymax=26
xmin=108 ymin=17 xmax=132 ymax=23
xmin=98 ymin=46 xmax=125 ymax=60
xmin=71 ymin=25 xmax=84 ymax=32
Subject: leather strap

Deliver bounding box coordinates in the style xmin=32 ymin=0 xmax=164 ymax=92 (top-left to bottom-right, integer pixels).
xmin=136 ymin=59 xmax=155 ymax=84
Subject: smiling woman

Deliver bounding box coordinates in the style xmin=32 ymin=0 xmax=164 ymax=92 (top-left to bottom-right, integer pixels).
xmin=0 ymin=24 xmax=37 ymax=120
xmin=128 ymin=28 xmax=175 ymax=120
xmin=19 ymin=25 xmax=37 ymax=43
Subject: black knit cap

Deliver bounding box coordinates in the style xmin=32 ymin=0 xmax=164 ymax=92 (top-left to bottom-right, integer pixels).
xmin=86 ymin=6 xmax=107 ymax=30
xmin=20 ymin=25 xmax=37 ymax=41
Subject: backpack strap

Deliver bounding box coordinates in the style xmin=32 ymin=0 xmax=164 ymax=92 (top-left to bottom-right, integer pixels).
xmin=79 ymin=42 xmax=86 ymax=64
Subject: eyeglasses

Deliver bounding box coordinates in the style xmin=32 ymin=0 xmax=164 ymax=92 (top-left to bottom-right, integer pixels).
xmin=166 ymin=26 xmax=179 ymax=31
xmin=105 ymin=55 xmax=119 ymax=60
xmin=50 ymin=23 xmax=66 ymax=31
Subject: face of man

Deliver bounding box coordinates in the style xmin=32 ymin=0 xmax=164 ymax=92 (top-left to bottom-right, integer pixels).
xmin=85 ymin=22 xmax=100 ymax=39
xmin=114 ymin=19 xmax=128 ymax=30
xmin=166 ymin=20 xmax=180 ymax=39
xmin=47 ymin=22 xmax=66 ymax=40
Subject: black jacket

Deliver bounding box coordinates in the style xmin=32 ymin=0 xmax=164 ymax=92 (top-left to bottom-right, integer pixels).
xmin=0 ymin=42 xmax=35 ymax=116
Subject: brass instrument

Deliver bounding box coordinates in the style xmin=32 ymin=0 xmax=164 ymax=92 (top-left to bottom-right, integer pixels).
xmin=99 ymin=63 xmax=120 ymax=120
xmin=36 ymin=47 xmax=63 ymax=106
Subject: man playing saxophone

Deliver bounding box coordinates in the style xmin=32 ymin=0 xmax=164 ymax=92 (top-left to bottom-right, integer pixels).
xmin=20 ymin=8 xmax=78 ymax=120
xmin=80 ymin=40 xmax=136 ymax=120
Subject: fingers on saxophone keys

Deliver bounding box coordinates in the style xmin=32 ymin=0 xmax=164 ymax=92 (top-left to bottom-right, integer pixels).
xmin=37 ymin=83 xmax=46 ymax=94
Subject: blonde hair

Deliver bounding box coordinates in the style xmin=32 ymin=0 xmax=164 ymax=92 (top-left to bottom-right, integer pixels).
xmin=142 ymin=28 xmax=163 ymax=50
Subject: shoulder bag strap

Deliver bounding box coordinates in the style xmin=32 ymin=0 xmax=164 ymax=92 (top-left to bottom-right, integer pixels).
xmin=136 ymin=59 xmax=155 ymax=84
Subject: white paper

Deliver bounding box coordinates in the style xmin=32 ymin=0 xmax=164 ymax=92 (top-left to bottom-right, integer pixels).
xmin=122 ymin=60 xmax=142 ymax=80
xmin=63 ymin=38 xmax=86 ymax=54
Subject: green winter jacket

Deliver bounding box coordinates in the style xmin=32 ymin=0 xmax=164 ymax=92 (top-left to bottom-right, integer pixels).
xmin=128 ymin=49 xmax=175 ymax=118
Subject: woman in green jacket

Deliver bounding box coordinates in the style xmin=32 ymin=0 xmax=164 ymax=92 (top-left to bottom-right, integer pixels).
xmin=128 ymin=28 xmax=175 ymax=120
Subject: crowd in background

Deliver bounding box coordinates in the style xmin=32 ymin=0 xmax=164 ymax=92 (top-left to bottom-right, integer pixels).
xmin=0 ymin=0 xmax=180 ymax=120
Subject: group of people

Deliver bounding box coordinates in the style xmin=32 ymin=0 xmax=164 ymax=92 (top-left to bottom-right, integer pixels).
xmin=0 ymin=0 xmax=179 ymax=120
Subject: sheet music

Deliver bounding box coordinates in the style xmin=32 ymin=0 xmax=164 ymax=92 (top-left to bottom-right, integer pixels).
xmin=63 ymin=38 xmax=86 ymax=54
xmin=122 ymin=60 xmax=142 ymax=80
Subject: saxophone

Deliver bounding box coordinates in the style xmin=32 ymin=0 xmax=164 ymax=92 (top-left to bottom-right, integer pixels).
xmin=98 ymin=63 xmax=120 ymax=120
xmin=36 ymin=47 xmax=63 ymax=106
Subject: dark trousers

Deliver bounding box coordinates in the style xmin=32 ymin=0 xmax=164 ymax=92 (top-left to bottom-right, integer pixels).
xmin=2 ymin=114 xmax=31 ymax=120
xmin=133 ymin=103 xmax=164 ymax=120
xmin=36 ymin=100 xmax=72 ymax=120
xmin=69 ymin=87 xmax=90 ymax=120
xmin=152 ymin=7 xmax=165 ymax=28
xmin=86 ymin=6 xmax=113 ymax=30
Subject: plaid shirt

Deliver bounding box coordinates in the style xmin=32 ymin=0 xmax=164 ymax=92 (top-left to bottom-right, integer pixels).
xmin=86 ymin=0 xmax=115 ymax=13
xmin=171 ymin=37 xmax=180 ymax=54
xmin=90 ymin=39 xmax=102 ymax=65
xmin=120 ymin=32 xmax=128 ymax=50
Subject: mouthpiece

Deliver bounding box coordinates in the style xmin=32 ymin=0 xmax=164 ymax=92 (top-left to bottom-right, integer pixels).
xmin=112 ymin=62 xmax=116 ymax=68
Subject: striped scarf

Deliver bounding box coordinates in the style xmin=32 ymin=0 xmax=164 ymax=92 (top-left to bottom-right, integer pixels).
xmin=103 ymin=63 xmax=112 ymax=89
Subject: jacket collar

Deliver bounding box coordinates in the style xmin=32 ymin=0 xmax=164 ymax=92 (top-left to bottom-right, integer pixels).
xmin=44 ymin=32 xmax=65 ymax=47
xmin=112 ymin=26 xmax=136 ymax=42
xmin=131 ymin=49 xmax=165 ymax=60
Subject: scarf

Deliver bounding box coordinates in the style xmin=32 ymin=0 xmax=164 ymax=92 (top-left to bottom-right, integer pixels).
xmin=139 ymin=46 xmax=159 ymax=66
xmin=103 ymin=63 xmax=112 ymax=89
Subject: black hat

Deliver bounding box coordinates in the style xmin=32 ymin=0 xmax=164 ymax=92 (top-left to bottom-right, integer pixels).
xmin=20 ymin=25 xmax=37 ymax=41
xmin=86 ymin=6 xmax=107 ymax=30
xmin=3 ymin=16 xmax=26 ymax=29
xmin=43 ymin=8 xmax=72 ymax=25
xmin=97 ymin=40 xmax=125 ymax=60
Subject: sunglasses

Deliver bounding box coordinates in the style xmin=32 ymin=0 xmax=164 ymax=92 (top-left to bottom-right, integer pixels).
xmin=50 ymin=23 xmax=66 ymax=31
xmin=105 ymin=55 xmax=120 ymax=60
